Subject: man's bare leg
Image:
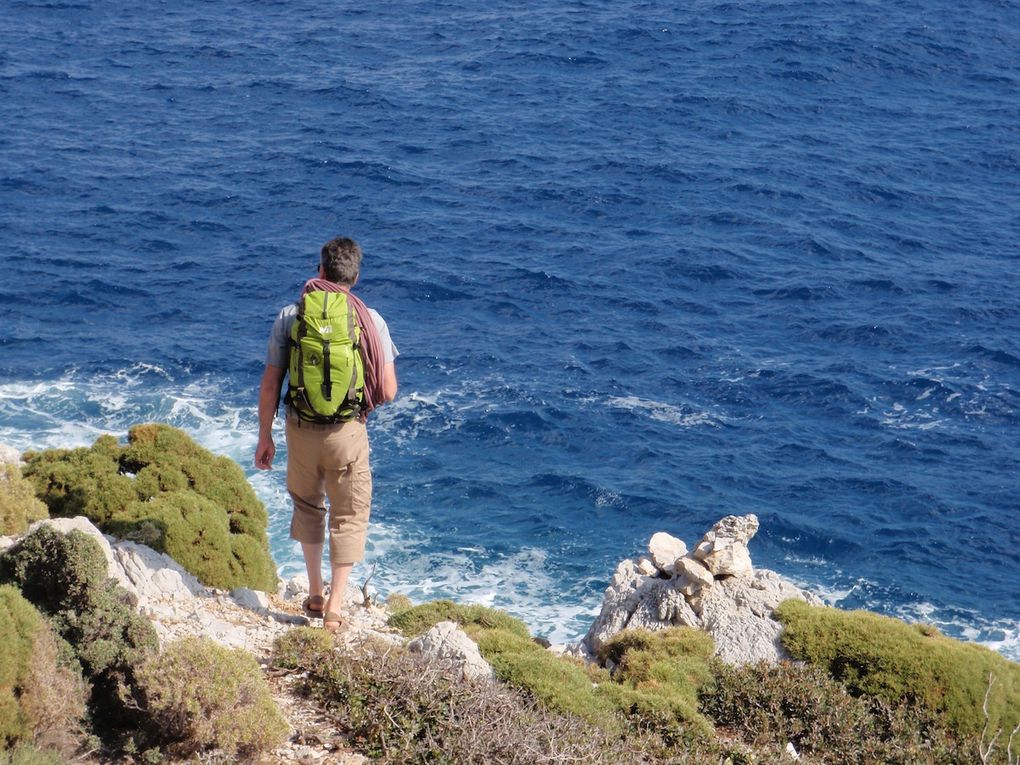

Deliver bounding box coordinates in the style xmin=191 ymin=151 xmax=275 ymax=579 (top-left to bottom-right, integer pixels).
xmin=324 ymin=562 xmax=353 ymax=630
xmin=302 ymin=541 xmax=325 ymax=600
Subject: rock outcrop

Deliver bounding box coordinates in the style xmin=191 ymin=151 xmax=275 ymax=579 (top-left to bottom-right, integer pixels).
xmin=0 ymin=516 xmax=399 ymax=655
xmin=0 ymin=444 xmax=21 ymax=466
xmin=408 ymin=620 xmax=495 ymax=682
xmin=582 ymin=514 xmax=821 ymax=664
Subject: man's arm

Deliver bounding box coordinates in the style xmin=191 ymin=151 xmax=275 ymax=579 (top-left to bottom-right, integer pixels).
xmin=255 ymin=364 xmax=286 ymax=469
xmin=381 ymin=361 xmax=398 ymax=403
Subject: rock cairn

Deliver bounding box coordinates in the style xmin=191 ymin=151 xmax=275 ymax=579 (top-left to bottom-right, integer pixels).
xmin=582 ymin=514 xmax=822 ymax=665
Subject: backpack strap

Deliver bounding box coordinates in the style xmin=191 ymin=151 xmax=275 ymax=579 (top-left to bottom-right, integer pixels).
xmin=345 ymin=297 xmax=359 ymax=408
xmin=320 ymin=292 xmax=332 ymax=401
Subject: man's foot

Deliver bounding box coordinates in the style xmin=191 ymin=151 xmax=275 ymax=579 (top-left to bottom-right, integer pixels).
xmin=323 ymin=611 xmax=343 ymax=633
xmin=302 ymin=594 xmax=325 ymax=617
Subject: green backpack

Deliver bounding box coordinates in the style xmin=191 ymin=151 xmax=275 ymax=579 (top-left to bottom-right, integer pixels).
xmin=286 ymin=290 xmax=365 ymax=422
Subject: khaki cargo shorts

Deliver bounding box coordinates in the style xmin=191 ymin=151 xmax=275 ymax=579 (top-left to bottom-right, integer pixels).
xmin=286 ymin=412 xmax=372 ymax=566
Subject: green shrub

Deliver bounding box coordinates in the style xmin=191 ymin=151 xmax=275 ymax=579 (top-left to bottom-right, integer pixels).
xmin=473 ymin=627 xmax=624 ymax=733
xmin=0 ymin=526 xmax=159 ymax=736
xmin=776 ymin=599 xmax=1020 ymax=745
xmin=137 ymin=637 xmax=288 ymax=759
xmin=704 ymin=659 xmax=967 ymax=764
xmin=0 ymin=746 xmax=67 ymax=765
xmin=107 ymin=491 xmax=279 ymax=593
xmin=597 ymin=628 xmax=716 ymax=742
xmin=385 ymin=592 xmax=412 ymax=614
xmin=271 ymin=626 xmax=335 ymax=670
xmin=387 ymin=599 xmax=532 ymax=639
xmin=0 ymin=526 xmax=107 ymax=613
xmin=278 ymin=632 xmax=645 ymax=765
xmin=0 ymin=464 xmax=48 ymax=536
xmin=0 ymin=585 xmax=87 ymax=756
xmin=389 ymin=602 xmax=718 ymax=745
xmin=23 ymin=424 xmax=277 ymax=591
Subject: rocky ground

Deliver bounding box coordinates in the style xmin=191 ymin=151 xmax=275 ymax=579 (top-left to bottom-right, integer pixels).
xmin=3 ymin=509 xmax=822 ymax=764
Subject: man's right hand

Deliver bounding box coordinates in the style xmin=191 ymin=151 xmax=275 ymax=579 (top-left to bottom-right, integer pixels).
xmin=255 ymin=434 xmax=275 ymax=470
xmin=255 ymin=364 xmax=286 ymax=470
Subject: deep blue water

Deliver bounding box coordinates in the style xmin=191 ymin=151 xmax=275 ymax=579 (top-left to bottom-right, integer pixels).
xmin=2 ymin=0 xmax=1018 ymax=656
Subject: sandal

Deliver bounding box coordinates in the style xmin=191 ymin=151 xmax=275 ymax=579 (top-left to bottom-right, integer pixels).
xmin=302 ymin=595 xmax=325 ymax=617
xmin=323 ymin=611 xmax=343 ymax=634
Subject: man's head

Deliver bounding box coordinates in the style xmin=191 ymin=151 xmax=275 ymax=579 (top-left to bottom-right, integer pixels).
xmin=320 ymin=237 xmax=363 ymax=285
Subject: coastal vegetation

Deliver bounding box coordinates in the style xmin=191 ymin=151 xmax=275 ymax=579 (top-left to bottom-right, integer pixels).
xmin=21 ymin=424 xmax=276 ymax=591
xmin=0 ymin=584 xmax=87 ymax=759
xmin=2 ymin=432 xmax=1019 ymax=764
xmin=776 ymin=599 xmax=1020 ymax=753
xmin=385 ymin=599 xmax=1020 ymax=764
xmin=1 ymin=526 xmax=159 ymax=740
xmin=0 ymin=464 xmax=47 ymax=536
xmin=0 ymin=523 xmax=289 ymax=763
xmin=136 ymin=636 xmax=289 ymax=759
xmin=272 ymin=627 xmax=660 ymax=764
xmin=390 ymin=601 xmax=718 ymax=749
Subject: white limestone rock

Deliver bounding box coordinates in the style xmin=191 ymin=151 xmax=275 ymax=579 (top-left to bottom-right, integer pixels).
xmin=698 ymin=569 xmax=822 ymax=665
xmin=583 ymin=560 xmax=706 ymax=653
xmin=0 ymin=444 xmax=21 ymax=466
xmin=279 ymin=575 xmax=310 ymax=602
xmin=703 ymin=543 xmax=754 ymax=578
xmin=636 ymin=557 xmax=658 ymax=576
xmin=582 ymin=517 xmax=822 ymax=667
xmin=231 ymin=587 xmax=270 ymax=613
xmin=582 ymin=558 xmax=652 ymax=654
xmin=648 ymin=532 xmax=687 ymax=574
xmin=110 ymin=540 xmax=207 ymax=604
xmin=408 ymin=621 xmax=495 ymax=682
xmin=693 ymin=514 xmax=759 ymax=578
xmin=676 ymin=555 xmax=715 ymax=593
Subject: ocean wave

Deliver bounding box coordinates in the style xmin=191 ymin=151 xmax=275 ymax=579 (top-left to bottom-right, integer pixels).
xmin=601 ymin=395 xmax=721 ymax=428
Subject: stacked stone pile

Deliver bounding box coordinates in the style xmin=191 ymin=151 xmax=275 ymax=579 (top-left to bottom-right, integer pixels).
xmin=582 ymin=514 xmax=822 ymax=665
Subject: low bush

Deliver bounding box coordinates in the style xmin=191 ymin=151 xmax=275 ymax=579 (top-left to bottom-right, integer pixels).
xmin=704 ymin=659 xmax=967 ymax=764
xmin=271 ymin=626 xmax=335 ymax=670
xmin=387 ymin=598 xmax=532 ymax=639
xmin=0 ymin=464 xmax=48 ymax=536
xmin=0 ymin=526 xmax=158 ymax=736
xmin=389 ymin=602 xmax=717 ymax=745
xmin=136 ymin=636 xmax=288 ymax=760
xmin=384 ymin=592 xmax=412 ymax=614
xmin=0 ymin=585 xmax=87 ymax=757
xmin=272 ymin=630 xmax=647 ymax=765
xmin=472 ymin=627 xmax=624 ymax=733
xmin=0 ymin=747 xmax=67 ymax=765
xmin=0 ymin=525 xmax=107 ymax=612
xmin=23 ymin=423 xmax=276 ymax=592
xmin=598 ymin=628 xmax=716 ymax=742
xmin=776 ymin=599 xmax=1020 ymax=748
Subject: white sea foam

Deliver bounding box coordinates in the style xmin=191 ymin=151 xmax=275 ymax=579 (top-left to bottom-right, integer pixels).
xmin=601 ymin=395 xmax=721 ymax=427
xmin=353 ymin=530 xmax=602 ymax=643
xmin=2 ymin=370 xmax=1016 ymax=656
xmin=0 ymin=370 xmax=604 ymax=643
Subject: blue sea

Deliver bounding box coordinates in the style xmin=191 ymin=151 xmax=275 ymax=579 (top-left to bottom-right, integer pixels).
xmin=2 ymin=0 xmax=1018 ymax=658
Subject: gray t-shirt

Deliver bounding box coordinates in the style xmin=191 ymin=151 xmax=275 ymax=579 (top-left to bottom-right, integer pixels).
xmin=265 ymin=303 xmax=398 ymax=369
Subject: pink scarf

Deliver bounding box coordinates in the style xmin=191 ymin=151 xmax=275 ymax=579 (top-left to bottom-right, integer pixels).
xmin=301 ymin=278 xmax=386 ymax=419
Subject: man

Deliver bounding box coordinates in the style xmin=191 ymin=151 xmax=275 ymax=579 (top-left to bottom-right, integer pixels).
xmin=254 ymin=237 xmax=398 ymax=632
